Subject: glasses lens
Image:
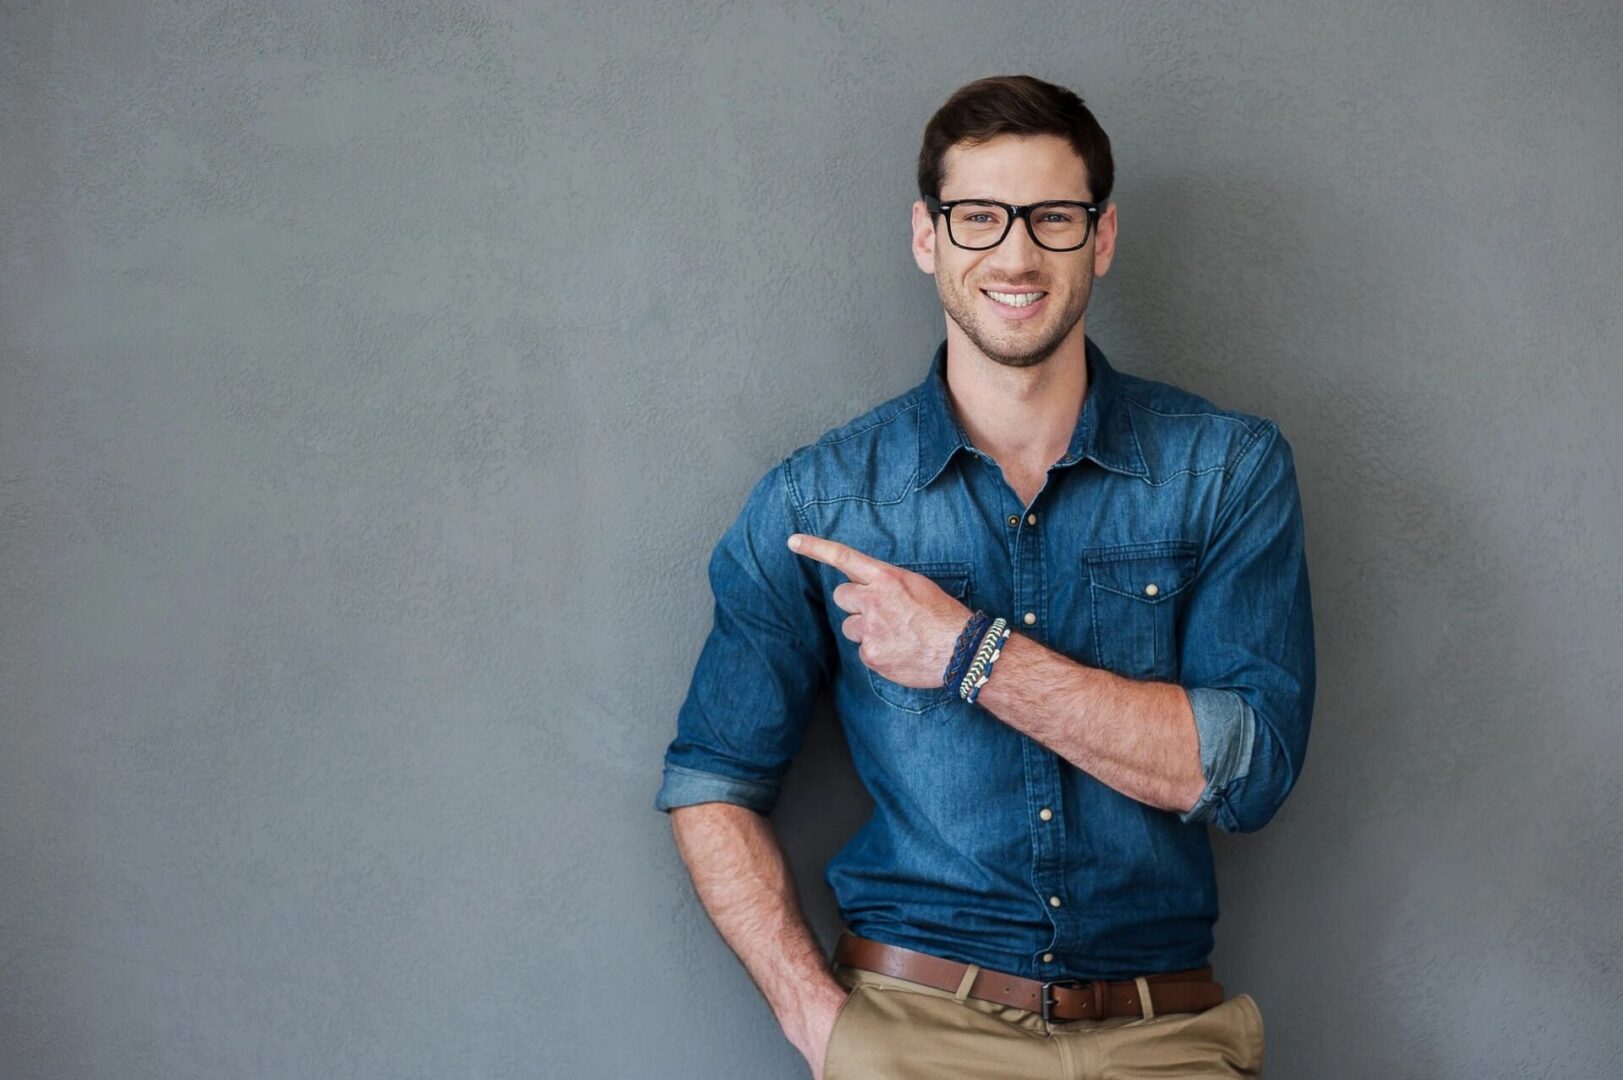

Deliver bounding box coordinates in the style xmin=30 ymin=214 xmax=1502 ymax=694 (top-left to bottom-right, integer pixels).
xmin=948 ymin=202 xmax=1009 ymax=248
xmin=1030 ymin=204 xmax=1090 ymax=250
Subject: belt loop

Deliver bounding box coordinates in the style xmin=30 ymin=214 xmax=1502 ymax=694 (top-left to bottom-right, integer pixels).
xmin=1134 ymin=976 xmax=1156 ymax=1019
xmin=953 ymin=964 xmax=981 ymax=1003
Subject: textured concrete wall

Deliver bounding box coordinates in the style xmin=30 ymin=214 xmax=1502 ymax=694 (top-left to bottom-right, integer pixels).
xmin=2 ymin=3 xmax=1619 ymax=1078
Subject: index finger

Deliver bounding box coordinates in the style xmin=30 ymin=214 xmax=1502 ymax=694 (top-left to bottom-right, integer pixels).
xmin=787 ymin=533 xmax=892 ymax=585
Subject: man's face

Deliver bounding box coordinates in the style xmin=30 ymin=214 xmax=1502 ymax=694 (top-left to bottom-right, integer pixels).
xmin=911 ymin=133 xmax=1117 ymax=370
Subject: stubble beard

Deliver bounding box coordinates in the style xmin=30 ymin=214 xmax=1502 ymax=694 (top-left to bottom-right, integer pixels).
xmin=938 ymin=265 xmax=1093 ymax=371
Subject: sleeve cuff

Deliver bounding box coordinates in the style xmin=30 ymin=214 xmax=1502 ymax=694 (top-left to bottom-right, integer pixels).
xmin=653 ymin=763 xmax=781 ymax=815
xmin=1178 ymin=686 xmax=1257 ymax=826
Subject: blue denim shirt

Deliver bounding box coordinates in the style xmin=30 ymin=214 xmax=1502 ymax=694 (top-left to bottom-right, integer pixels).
xmin=655 ymin=335 xmax=1315 ymax=981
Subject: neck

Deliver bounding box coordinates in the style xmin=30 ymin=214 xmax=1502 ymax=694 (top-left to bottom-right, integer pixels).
xmin=942 ymin=319 xmax=1090 ymax=470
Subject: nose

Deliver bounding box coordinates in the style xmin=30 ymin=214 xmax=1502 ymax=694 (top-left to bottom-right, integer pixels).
xmin=987 ymin=211 xmax=1044 ymax=272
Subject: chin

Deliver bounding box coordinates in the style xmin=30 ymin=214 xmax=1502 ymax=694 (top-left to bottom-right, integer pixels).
xmin=978 ymin=324 xmax=1070 ymax=369
xmin=987 ymin=345 xmax=1055 ymax=369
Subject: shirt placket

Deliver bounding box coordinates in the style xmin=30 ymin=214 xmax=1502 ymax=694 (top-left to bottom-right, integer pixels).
xmin=1006 ymin=488 xmax=1071 ymax=975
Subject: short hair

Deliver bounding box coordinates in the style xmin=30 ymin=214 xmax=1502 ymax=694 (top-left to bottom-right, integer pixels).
xmin=917 ymin=74 xmax=1115 ymax=206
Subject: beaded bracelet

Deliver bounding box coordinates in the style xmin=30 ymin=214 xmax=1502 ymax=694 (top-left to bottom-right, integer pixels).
xmin=958 ymin=617 xmax=1010 ymax=704
xmin=942 ymin=609 xmax=992 ymax=689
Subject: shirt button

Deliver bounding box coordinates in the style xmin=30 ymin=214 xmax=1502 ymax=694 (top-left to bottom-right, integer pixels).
xmin=1039 ymin=808 xmax=1053 ymax=821
xmin=1042 ymin=953 xmax=1054 ymax=963
xmin=1144 ymin=583 xmax=1159 ymax=596
xmin=1027 ymin=513 xmax=1037 ymax=526
xmin=1007 ymin=514 xmax=1019 ymax=527
xmin=1049 ymin=895 xmax=1063 ymax=908
xmin=1023 ymin=612 xmax=1037 ymax=625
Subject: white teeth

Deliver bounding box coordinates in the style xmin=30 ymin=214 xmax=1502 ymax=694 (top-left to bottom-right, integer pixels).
xmin=986 ymin=290 xmax=1044 ymax=307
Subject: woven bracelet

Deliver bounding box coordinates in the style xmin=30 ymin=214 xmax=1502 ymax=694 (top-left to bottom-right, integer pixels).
xmin=942 ymin=609 xmax=991 ymax=688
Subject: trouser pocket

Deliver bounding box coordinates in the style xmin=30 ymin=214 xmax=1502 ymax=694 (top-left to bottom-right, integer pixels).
xmin=821 ymin=984 xmax=869 ymax=1080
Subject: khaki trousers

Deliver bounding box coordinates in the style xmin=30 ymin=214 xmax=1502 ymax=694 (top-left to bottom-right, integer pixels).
xmin=824 ymin=959 xmax=1264 ymax=1079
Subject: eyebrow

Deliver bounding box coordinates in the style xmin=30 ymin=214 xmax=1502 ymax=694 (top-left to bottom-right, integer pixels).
xmin=944 ymin=196 xmax=1092 ymax=204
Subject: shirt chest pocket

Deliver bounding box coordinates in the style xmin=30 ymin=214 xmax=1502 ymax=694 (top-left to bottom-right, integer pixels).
xmin=1083 ymin=540 xmax=1200 ymax=681
xmin=865 ymin=561 xmax=974 ymax=716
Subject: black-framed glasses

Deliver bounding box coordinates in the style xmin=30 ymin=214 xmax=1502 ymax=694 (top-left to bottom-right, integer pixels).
xmin=924 ymin=194 xmax=1101 ymax=252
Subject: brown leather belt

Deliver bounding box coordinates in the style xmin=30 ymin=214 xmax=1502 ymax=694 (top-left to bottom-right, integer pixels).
xmin=832 ymin=931 xmax=1226 ymax=1022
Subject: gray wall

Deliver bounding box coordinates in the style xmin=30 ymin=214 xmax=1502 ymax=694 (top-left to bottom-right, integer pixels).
xmin=2 ymin=3 xmax=1619 ymax=1078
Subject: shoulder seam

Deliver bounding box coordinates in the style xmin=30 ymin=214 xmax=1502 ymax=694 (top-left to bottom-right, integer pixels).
xmin=1117 ymin=391 xmax=1269 ymax=434
xmin=1215 ymin=419 xmax=1280 ymax=521
xmin=778 ymin=456 xmax=815 ymax=536
xmin=792 ymin=398 xmax=920 ymax=456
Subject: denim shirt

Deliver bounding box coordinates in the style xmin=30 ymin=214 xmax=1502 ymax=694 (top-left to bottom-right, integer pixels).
xmin=655 ymin=335 xmax=1315 ymax=981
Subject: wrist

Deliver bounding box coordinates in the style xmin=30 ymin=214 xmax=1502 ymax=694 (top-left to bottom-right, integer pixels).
xmin=781 ymin=975 xmax=848 ymax=1049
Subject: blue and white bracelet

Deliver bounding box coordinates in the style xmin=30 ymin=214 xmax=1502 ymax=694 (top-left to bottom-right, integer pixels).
xmin=958 ymin=617 xmax=1010 ymax=704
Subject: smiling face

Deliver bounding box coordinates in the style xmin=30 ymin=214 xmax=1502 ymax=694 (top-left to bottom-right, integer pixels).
xmin=911 ymin=133 xmax=1117 ymax=370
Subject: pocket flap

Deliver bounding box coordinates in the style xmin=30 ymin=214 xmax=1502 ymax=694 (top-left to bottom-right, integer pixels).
xmin=1082 ymin=540 xmax=1199 ymax=602
xmin=897 ymin=561 xmax=972 ymax=600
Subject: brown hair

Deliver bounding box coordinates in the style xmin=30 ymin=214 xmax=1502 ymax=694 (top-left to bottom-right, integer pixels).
xmin=917 ymin=74 xmax=1114 ymax=205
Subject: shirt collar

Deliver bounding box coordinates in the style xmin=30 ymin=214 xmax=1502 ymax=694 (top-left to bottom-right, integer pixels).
xmin=915 ymin=334 xmax=1147 ymax=488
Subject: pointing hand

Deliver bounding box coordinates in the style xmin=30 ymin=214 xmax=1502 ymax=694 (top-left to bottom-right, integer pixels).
xmin=788 ymin=533 xmax=970 ymax=691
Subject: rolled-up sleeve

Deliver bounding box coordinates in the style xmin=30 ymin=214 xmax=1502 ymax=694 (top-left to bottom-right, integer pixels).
xmin=654 ymin=456 xmax=835 ymax=816
xmin=1175 ymin=421 xmax=1316 ymax=833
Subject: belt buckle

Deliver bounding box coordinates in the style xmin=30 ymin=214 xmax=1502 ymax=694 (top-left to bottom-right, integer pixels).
xmin=1040 ymin=979 xmax=1087 ymax=1023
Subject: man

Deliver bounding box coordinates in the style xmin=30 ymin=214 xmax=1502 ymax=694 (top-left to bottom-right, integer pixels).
xmin=654 ymin=73 xmax=1313 ymax=1079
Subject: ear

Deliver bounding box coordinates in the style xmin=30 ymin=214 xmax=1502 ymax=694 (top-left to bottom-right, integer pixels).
xmin=1091 ymin=201 xmax=1118 ymax=278
xmin=910 ymin=199 xmax=938 ymax=275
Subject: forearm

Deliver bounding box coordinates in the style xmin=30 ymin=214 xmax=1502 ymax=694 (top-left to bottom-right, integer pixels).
xmin=972 ymin=632 xmax=1206 ymax=813
xmin=668 ymin=802 xmax=845 ymax=1049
